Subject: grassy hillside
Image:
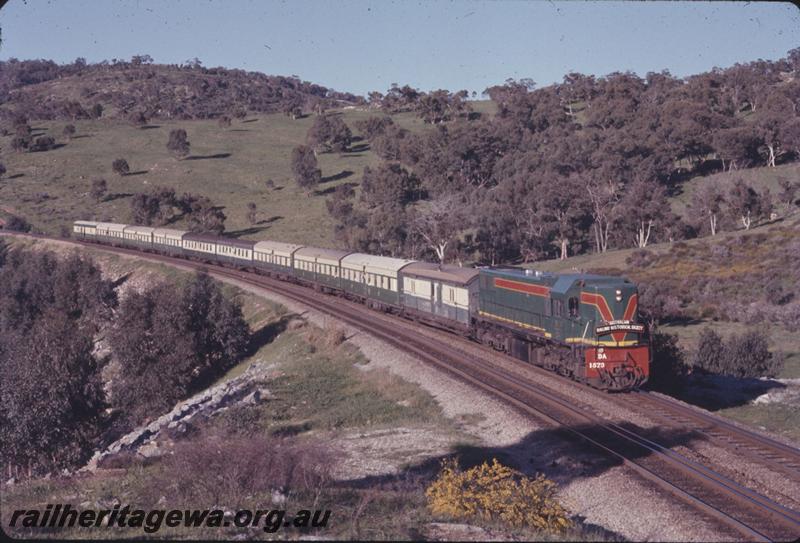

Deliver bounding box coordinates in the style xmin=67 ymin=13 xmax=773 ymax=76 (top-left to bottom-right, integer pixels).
xmin=0 ymin=109 xmax=429 ymax=246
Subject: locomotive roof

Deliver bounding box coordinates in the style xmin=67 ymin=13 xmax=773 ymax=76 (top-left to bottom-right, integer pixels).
xmin=75 ymin=220 xmax=99 ymax=226
xmin=402 ymin=262 xmax=480 ymax=286
xmin=482 ymin=267 xmax=631 ymax=294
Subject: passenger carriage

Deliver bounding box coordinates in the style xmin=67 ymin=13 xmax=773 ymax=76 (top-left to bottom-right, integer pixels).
xmin=152 ymin=228 xmax=187 ymax=254
xmin=72 ymin=220 xmax=99 ymax=239
xmin=216 ymin=238 xmax=255 ymax=267
xmin=95 ymin=222 xmax=127 ymax=246
xmin=399 ymin=263 xmax=479 ymax=332
xmin=122 ymin=225 xmax=155 ymax=249
xmin=253 ymin=240 xmax=303 ymax=278
xmin=340 ymin=253 xmax=416 ymax=309
xmin=182 ymin=233 xmax=219 ymax=260
xmin=293 ymin=247 xmax=352 ymax=292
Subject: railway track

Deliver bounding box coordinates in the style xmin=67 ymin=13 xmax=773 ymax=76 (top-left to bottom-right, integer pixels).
xmin=8 ymin=234 xmax=800 ymax=541
xmin=622 ymin=390 xmax=800 ymax=483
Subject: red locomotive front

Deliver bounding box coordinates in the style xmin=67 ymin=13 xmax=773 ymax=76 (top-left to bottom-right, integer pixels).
xmin=580 ymin=287 xmax=650 ymax=390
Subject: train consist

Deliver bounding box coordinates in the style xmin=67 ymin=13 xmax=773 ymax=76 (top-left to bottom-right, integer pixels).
xmin=74 ymin=220 xmax=651 ymax=391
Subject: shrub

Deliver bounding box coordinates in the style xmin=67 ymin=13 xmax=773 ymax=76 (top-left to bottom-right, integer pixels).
xmin=63 ymin=124 xmax=76 ymax=139
xmin=648 ymin=331 xmax=688 ymax=393
xmin=155 ymin=432 xmax=335 ymax=508
xmin=625 ymin=249 xmax=654 ymax=268
xmin=425 ymin=458 xmax=571 ymax=533
xmin=31 ymin=135 xmax=56 ymax=152
xmin=690 ymin=328 xmax=725 ymax=374
xmin=3 ymin=215 xmax=32 ymax=232
xmin=637 ymin=282 xmax=682 ymax=329
xmin=166 ymin=128 xmax=190 ymax=158
xmin=246 ymin=201 xmax=257 ymax=225
xmin=723 ymin=330 xmax=783 ymax=379
xmin=308 ymin=321 xmax=347 ymax=350
xmin=765 ymin=278 xmax=793 ymax=306
xmin=90 ymin=178 xmax=107 ymax=202
xmin=11 ymin=135 xmax=31 ymax=152
xmin=112 ymin=158 xmax=130 ymax=176
xmin=0 ymin=163 xmax=6 ymax=179
xmin=691 ymin=328 xmax=783 ymax=379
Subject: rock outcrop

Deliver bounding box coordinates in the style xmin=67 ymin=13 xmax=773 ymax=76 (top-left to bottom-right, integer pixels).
xmin=82 ymin=361 xmax=276 ymax=472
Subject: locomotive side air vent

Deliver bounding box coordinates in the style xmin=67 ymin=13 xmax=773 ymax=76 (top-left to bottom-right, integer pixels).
xmin=525 ymin=269 xmax=533 ymax=276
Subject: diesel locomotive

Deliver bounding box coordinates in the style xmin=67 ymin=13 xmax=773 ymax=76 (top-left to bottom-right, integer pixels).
xmin=73 ymin=220 xmax=650 ymax=391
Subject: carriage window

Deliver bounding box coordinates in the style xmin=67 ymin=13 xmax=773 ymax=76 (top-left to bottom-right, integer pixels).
xmin=568 ymin=297 xmax=579 ymax=318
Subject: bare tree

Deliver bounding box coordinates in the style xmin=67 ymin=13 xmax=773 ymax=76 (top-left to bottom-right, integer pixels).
xmin=585 ymin=176 xmax=620 ymax=253
xmin=412 ymin=195 xmax=465 ymax=265
xmin=693 ymin=183 xmax=724 ymax=236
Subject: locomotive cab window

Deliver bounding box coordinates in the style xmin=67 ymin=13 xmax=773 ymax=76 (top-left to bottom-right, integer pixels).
xmin=568 ymin=297 xmax=579 ymax=318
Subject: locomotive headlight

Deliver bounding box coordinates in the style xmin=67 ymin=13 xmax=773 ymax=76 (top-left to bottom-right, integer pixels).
xmin=615 ymin=289 xmax=623 ymax=302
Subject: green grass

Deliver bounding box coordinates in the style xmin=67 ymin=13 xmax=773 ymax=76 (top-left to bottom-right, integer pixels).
xmin=0 ymin=110 xmax=406 ymax=246
xmin=214 ymin=329 xmax=448 ymax=437
xmin=716 ymin=403 xmax=800 ymax=442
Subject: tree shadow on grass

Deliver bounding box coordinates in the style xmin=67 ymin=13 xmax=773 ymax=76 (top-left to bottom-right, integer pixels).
xmin=111 ymin=272 xmax=133 ymax=290
xmin=6 ymin=174 xmax=25 ymax=180
xmin=71 ymin=134 xmax=92 ymax=139
xmin=245 ymin=314 xmax=297 ymax=356
xmin=241 ymin=118 xmax=258 ymax=124
xmin=314 ymin=181 xmax=357 ymax=196
xmin=321 ymin=170 xmax=354 ymax=183
xmin=185 ymin=153 xmax=232 ymax=160
xmin=256 ymin=215 xmax=282 ymax=225
xmin=104 ymin=193 xmax=134 ymax=202
xmin=125 ymin=170 xmax=149 ymax=176
xmin=229 ymin=129 xmax=251 ymax=133
xmin=345 ymin=143 xmax=370 ymax=153
xmin=226 ymin=225 xmax=275 ymax=238
xmin=30 ymin=143 xmax=67 ymax=152
xmin=140 ymin=125 xmax=161 ymax=130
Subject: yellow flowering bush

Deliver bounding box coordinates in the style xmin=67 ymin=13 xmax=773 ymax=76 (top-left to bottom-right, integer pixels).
xmin=425 ymin=458 xmax=572 ymax=532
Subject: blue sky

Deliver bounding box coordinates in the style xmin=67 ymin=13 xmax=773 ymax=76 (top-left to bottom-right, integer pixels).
xmin=1 ymin=1 xmax=798 ymax=96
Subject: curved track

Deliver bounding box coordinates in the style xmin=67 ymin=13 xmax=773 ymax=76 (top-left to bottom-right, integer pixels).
xmin=7 ymin=234 xmax=800 ymax=541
